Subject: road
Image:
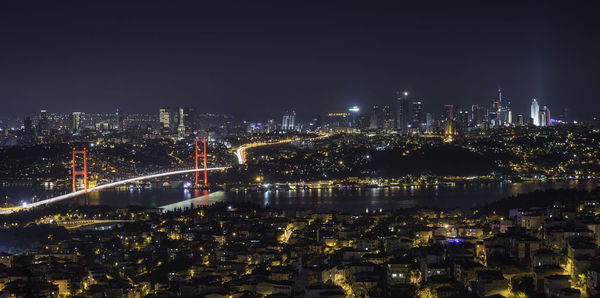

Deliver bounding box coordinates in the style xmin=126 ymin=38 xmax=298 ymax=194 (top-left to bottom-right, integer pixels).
xmin=54 ymin=219 xmax=136 ymax=229
xmin=234 ymin=134 xmax=330 ymax=164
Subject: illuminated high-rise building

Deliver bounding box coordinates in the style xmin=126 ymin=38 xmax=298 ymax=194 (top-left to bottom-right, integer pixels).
xmin=443 ymin=104 xmax=454 ymax=122
xmin=356 ymin=113 xmax=370 ymax=130
xmin=174 ymin=107 xmax=196 ymax=136
xmin=471 ymin=105 xmax=485 ymax=126
xmin=115 ymin=108 xmax=123 ymax=131
xmin=516 ymin=114 xmax=525 ymax=126
xmin=38 ymin=110 xmax=49 ymax=136
xmin=282 ymin=110 xmax=296 ymax=131
xmin=23 ymin=117 xmax=33 ymax=142
xmin=369 ymin=105 xmax=380 ymax=129
xmin=531 ymin=99 xmax=540 ymax=126
xmin=159 ymin=108 xmax=170 ymax=128
xmin=425 ymin=113 xmax=434 ymax=127
xmin=396 ymin=91 xmax=409 ymax=134
xmin=539 ymin=107 xmax=547 ymax=127
xmin=71 ymin=112 xmax=82 ymax=131
xmin=382 ymin=105 xmax=394 ymax=130
xmin=409 ymin=101 xmax=423 ymax=129
xmin=456 ymin=109 xmax=470 ymax=131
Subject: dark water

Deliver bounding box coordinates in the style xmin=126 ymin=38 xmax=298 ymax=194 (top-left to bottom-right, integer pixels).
xmin=2 ymin=181 xmax=599 ymax=213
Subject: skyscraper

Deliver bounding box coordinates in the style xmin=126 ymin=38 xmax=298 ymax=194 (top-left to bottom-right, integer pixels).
xmin=539 ymin=107 xmax=547 ymax=127
xmin=531 ymin=99 xmax=540 ymax=126
xmin=72 ymin=112 xmax=82 ymax=131
xmin=115 ymin=108 xmax=123 ymax=131
xmin=409 ymin=101 xmax=423 ymax=129
xmin=456 ymin=109 xmax=470 ymax=131
xmin=369 ymin=105 xmax=380 ymax=129
xmin=159 ymin=108 xmax=170 ymax=128
xmin=174 ymin=107 xmax=196 ymax=136
xmin=443 ymin=104 xmax=454 ymax=122
xmin=471 ymin=105 xmax=485 ymax=126
xmin=282 ymin=110 xmax=296 ymax=131
xmin=425 ymin=113 xmax=434 ymax=127
xmin=396 ymin=91 xmax=409 ymax=134
xmin=24 ymin=117 xmax=33 ymax=142
xmin=357 ymin=113 xmax=370 ymax=130
xmin=516 ymin=114 xmax=525 ymax=126
xmin=381 ymin=105 xmax=393 ymax=130
xmin=38 ymin=110 xmax=49 ymax=136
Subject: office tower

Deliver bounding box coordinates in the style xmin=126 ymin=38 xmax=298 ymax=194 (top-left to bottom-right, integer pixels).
xmin=456 ymin=109 xmax=470 ymax=131
xmin=492 ymin=100 xmax=500 ymax=123
xmin=115 ymin=108 xmax=123 ymax=131
xmin=177 ymin=108 xmax=186 ymax=137
xmin=72 ymin=112 xmax=82 ymax=131
xmin=282 ymin=110 xmax=296 ymax=131
xmin=516 ymin=114 xmax=524 ymax=126
xmin=24 ymin=117 xmax=32 ymax=133
xmin=357 ymin=113 xmax=370 ymax=130
xmin=409 ymin=101 xmax=423 ymax=129
xmin=425 ymin=113 xmax=434 ymax=127
xmin=499 ymin=108 xmax=511 ymax=126
xmin=396 ymin=91 xmax=409 ymax=134
xmin=282 ymin=112 xmax=289 ymax=130
xmin=539 ymin=106 xmax=550 ymax=126
xmin=443 ymin=104 xmax=454 ymax=122
xmin=159 ymin=108 xmax=170 ymax=128
xmin=369 ymin=105 xmax=380 ymax=129
xmin=382 ymin=105 xmax=394 ymax=130
xmin=539 ymin=109 xmax=547 ymax=126
xmin=471 ymin=105 xmax=485 ymax=126
xmin=23 ymin=117 xmax=33 ymax=142
xmin=174 ymin=107 xmax=196 ymax=135
xmin=38 ymin=110 xmax=49 ymax=136
xmin=531 ymin=99 xmax=540 ymax=126
xmin=266 ymin=119 xmax=276 ymax=133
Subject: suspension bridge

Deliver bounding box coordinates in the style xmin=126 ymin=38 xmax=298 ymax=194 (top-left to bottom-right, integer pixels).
xmin=0 ymin=137 xmax=228 ymax=214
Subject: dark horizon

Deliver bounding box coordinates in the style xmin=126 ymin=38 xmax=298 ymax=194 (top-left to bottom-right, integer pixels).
xmin=1 ymin=1 xmax=600 ymax=120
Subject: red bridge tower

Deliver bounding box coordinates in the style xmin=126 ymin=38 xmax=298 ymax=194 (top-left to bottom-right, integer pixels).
xmin=72 ymin=147 xmax=88 ymax=192
xmin=195 ymin=137 xmax=207 ymax=188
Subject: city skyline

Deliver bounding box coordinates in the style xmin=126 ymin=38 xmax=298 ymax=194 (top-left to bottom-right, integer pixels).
xmin=0 ymin=88 xmax=569 ymax=124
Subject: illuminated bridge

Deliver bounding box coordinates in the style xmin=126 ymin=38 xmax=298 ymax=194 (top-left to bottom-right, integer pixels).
xmin=0 ymin=138 xmax=228 ymax=214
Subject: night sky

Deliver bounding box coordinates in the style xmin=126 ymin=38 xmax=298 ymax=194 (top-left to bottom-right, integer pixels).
xmin=1 ymin=1 xmax=599 ymax=120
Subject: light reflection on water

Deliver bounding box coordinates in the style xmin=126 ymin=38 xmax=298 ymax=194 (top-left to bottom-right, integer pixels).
xmin=0 ymin=181 xmax=599 ymax=213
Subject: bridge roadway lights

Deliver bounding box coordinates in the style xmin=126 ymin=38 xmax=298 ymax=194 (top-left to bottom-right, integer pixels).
xmin=0 ymin=167 xmax=230 ymax=214
xmin=72 ymin=147 xmax=88 ymax=192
